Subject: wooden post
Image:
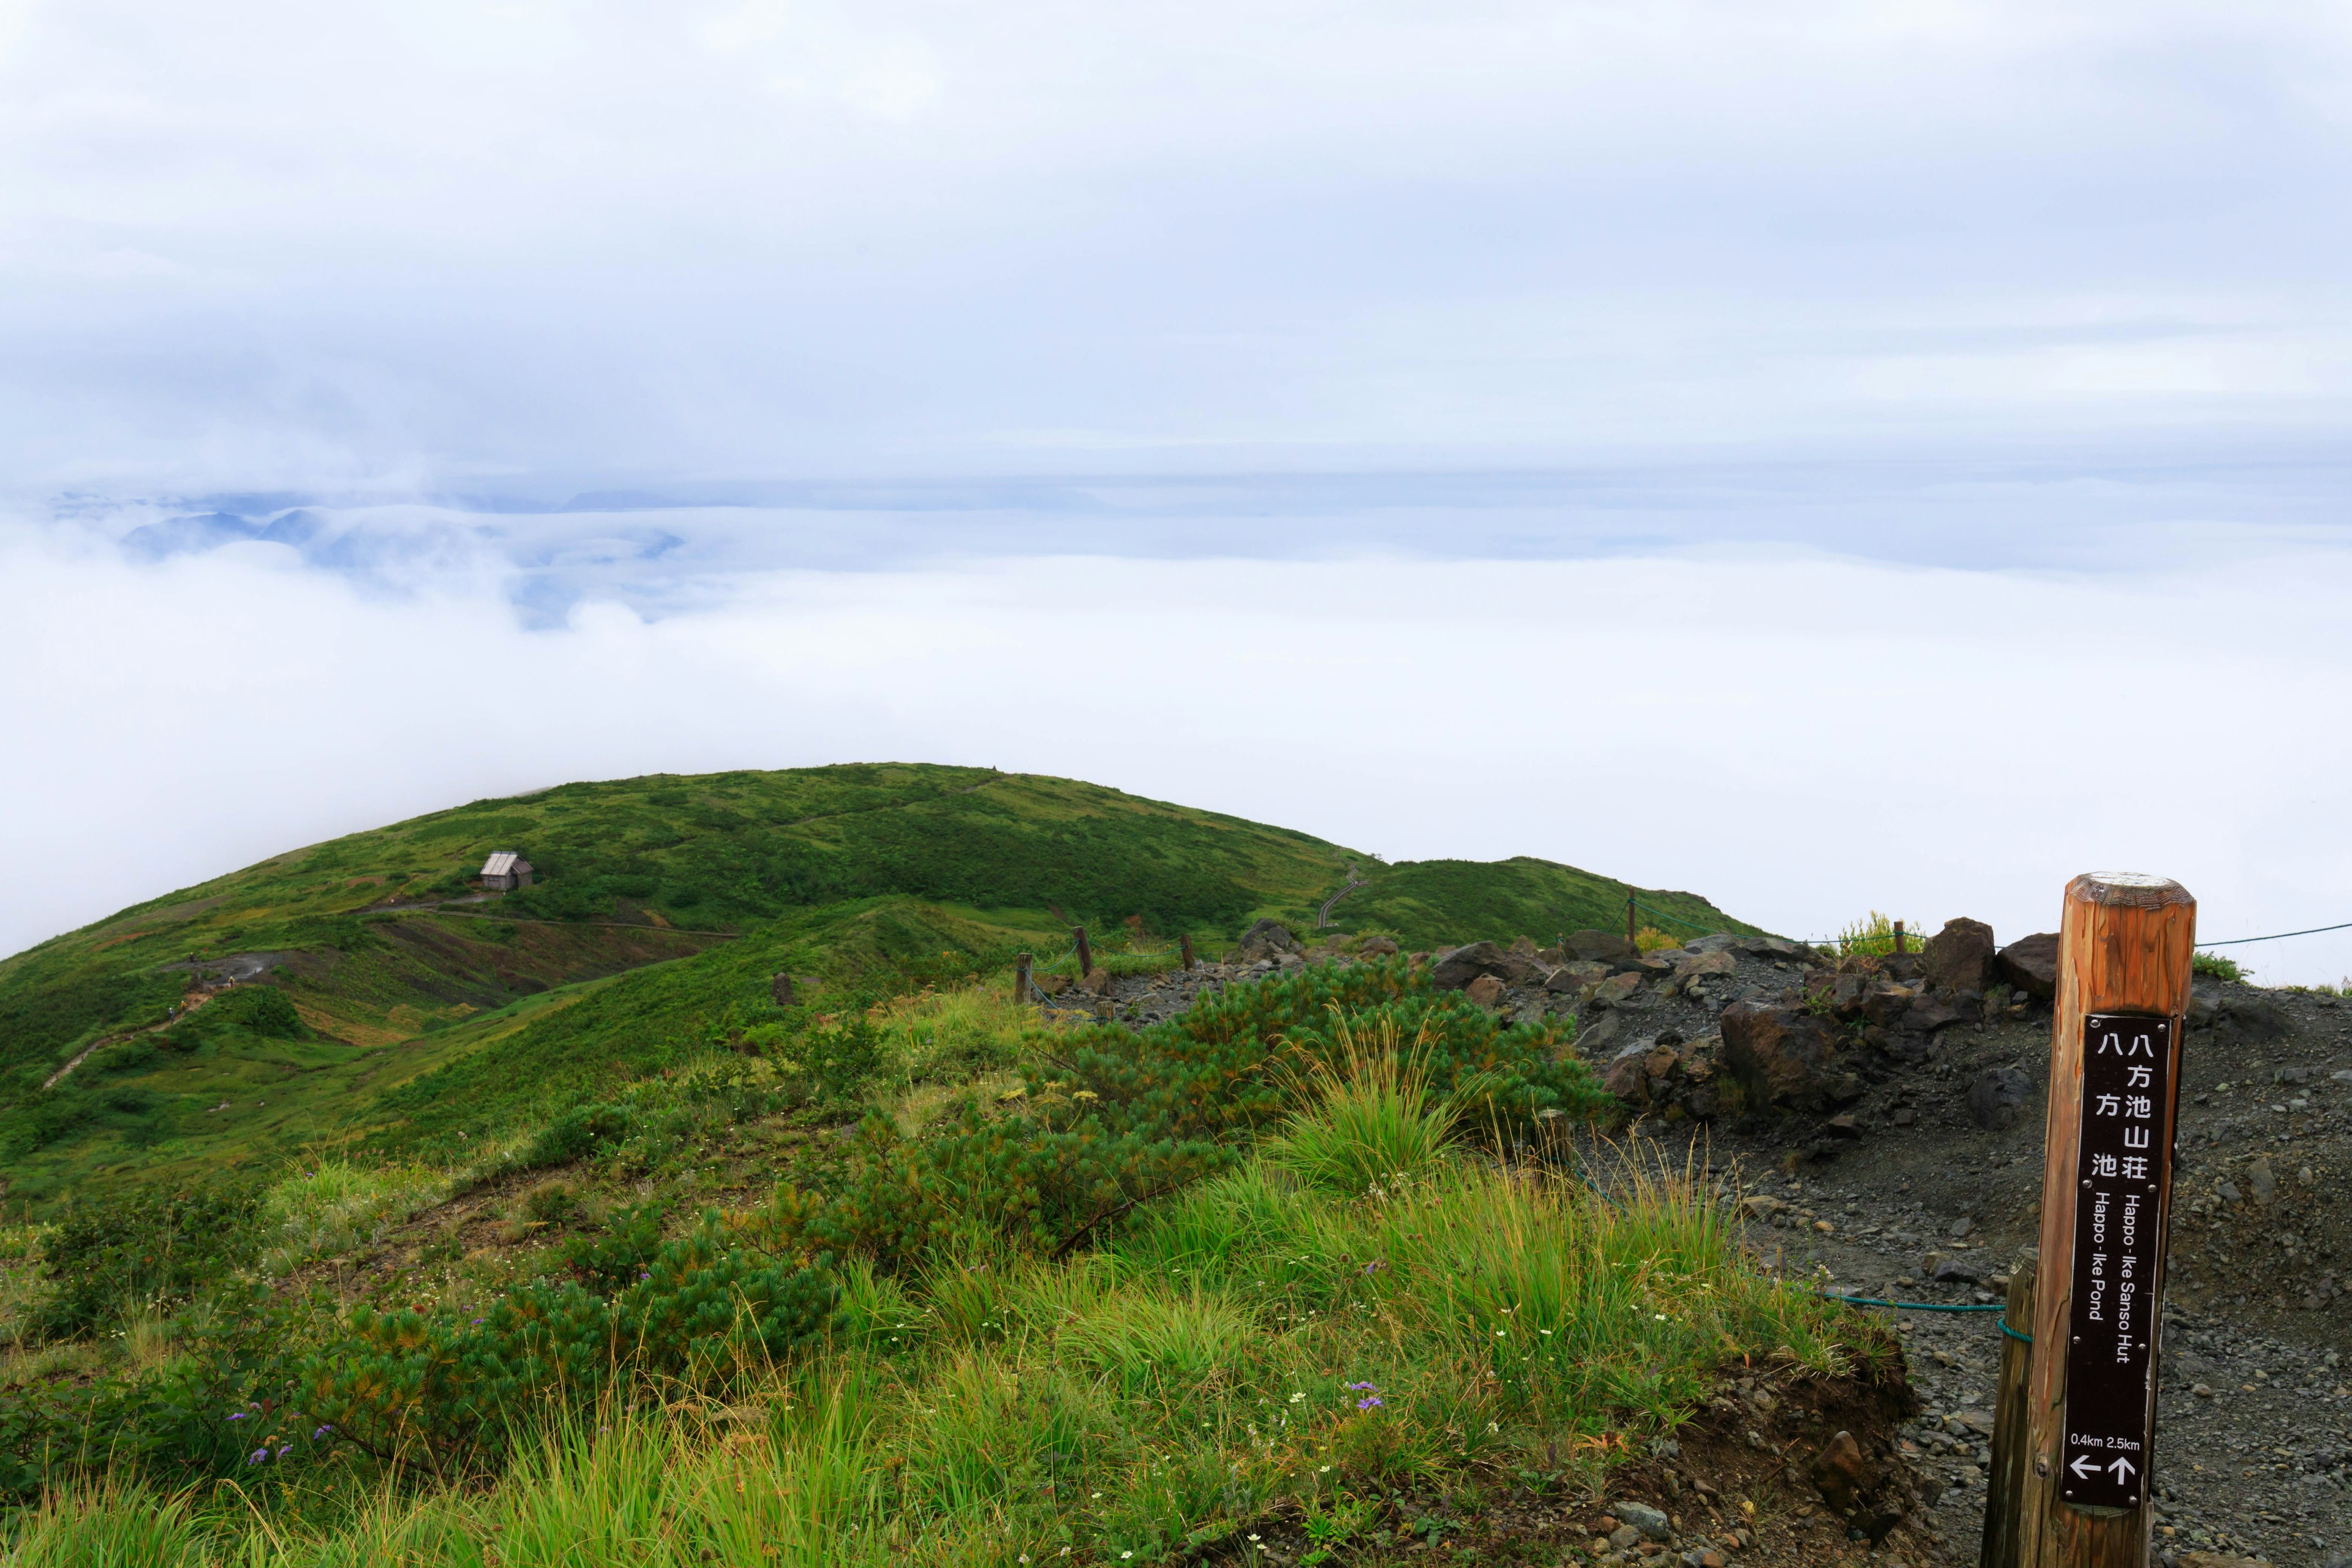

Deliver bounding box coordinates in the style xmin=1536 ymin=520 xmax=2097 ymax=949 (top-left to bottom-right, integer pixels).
xmin=1179 ymin=934 xmax=1195 ymax=971
xmin=2018 ymin=873 xmax=2194 ymax=1568
xmin=1074 ymin=926 xmax=1093 ymax=978
xmin=1014 ymin=952 xmax=1033 ymax=1003
xmin=1981 ymin=1257 xmax=2037 ymax=1568
xmin=1894 ymin=919 xmax=1906 ymax=955
xmin=1624 ymin=895 xmax=1637 ymax=948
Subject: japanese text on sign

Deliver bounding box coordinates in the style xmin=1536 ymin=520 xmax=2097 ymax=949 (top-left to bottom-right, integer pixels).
xmin=2061 ymin=1014 xmax=2176 ymax=1511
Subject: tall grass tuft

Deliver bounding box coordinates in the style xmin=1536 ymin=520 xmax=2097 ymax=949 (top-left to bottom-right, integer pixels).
xmin=1834 ymin=911 xmax=1916 ymax=960
xmin=257 ymin=1159 xmax=449 ymax=1278
xmin=1265 ymin=1012 xmax=1467 ymax=1196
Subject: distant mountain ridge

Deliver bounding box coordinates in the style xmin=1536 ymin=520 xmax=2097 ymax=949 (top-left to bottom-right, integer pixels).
xmin=0 ymin=764 xmax=1760 ymax=1203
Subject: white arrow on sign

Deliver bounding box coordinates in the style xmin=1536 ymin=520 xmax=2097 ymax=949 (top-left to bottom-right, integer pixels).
xmin=2069 ymin=1455 xmax=2100 ymax=1479
xmin=2108 ymin=1457 xmax=2138 ymax=1483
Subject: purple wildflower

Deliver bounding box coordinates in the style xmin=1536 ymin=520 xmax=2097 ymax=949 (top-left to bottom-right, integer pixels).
xmin=277 ymin=1445 xmax=293 ymax=1459
xmin=226 ymin=1412 xmax=247 ymax=1421
xmin=1355 ymin=1396 xmax=1384 ymax=1411
xmin=314 ymin=1425 xmax=333 ymax=1440
xmin=247 ymin=1449 xmax=268 ymax=1465
xmin=1344 ymin=1381 xmax=1378 ymax=1392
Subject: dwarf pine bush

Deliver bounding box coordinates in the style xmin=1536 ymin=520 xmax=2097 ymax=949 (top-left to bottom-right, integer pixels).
xmin=773 ymin=957 xmax=1607 ymax=1270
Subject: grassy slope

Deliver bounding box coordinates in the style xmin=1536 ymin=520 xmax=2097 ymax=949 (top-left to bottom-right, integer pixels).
xmin=0 ymin=764 xmax=1758 ymax=1203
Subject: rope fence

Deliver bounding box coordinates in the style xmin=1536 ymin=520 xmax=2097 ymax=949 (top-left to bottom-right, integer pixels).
xmin=1819 ymin=1290 xmax=2029 ymax=1341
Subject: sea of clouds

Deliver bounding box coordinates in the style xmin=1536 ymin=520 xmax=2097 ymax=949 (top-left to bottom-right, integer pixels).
xmin=9 ymin=499 xmax=2351 ymax=985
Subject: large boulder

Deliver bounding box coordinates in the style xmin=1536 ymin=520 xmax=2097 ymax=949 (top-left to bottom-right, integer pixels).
xmin=1434 ymin=941 xmax=1547 ymax=987
xmin=1237 ymin=919 xmax=1302 ymax=963
xmin=1996 ymin=933 xmax=2060 ymax=1001
xmin=1357 ymin=935 xmax=1400 ymax=957
xmin=1431 ymin=941 xmax=1512 ymax=989
xmin=1901 ymin=992 xmax=1978 ymax=1033
xmin=1720 ymin=1001 xmax=1863 ymax=1112
xmin=1545 ymin=960 xmax=1610 ymax=993
xmin=1670 ymin=949 xmax=1738 ymax=979
xmin=1920 ymin=918 xmax=1997 ymax=994
xmin=1562 ymin=929 xmax=1639 ymax=968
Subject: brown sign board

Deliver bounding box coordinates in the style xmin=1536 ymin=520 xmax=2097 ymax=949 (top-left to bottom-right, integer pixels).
xmin=2059 ymin=1012 xmax=2176 ymax=1510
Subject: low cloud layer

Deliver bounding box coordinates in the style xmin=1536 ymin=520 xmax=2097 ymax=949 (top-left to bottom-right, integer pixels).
xmin=9 ymin=529 xmax=2349 ymax=985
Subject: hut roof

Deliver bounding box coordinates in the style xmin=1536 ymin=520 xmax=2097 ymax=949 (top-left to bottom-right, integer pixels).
xmin=480 ymin=851 xmax=526 ymax=878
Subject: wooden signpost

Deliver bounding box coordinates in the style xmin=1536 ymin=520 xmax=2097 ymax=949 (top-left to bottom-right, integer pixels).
xmin=1014 ymin=952 xmax=1033 ymax=1004
xmin=2010 ymin=872 xmax=2195 ymax=1568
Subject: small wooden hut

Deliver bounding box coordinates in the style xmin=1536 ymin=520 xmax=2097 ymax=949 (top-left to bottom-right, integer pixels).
xmin=479 ymin=851 xmax=535 ymax=891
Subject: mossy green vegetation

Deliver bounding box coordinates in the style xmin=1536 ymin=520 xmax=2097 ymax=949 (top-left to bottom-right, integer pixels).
xmin=0 ymin=965 xmax=1891 ymax=1565
xmin=0 ymin=766 xmax=1754 ymax=1207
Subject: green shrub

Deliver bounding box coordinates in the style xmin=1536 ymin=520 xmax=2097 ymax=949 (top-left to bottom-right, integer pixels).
xmin=1833 ymin=912 xmax=1917 ymax=960
xmin=775 ymin=958 xmax=1607 ymax=1269
xmin=2192 ymin=951 xmax=2247 ymax=982
xmin=523 ymin=1102 xmax=631 ymax=1170
xmin=296 ymin=1215 xmax=836 ymax=1473
xmin=205 ymin=985 xmax=307 ymax=1039
xmin=798 ymin=1012 xmax=886 ymax=1106
xmin=30 ymin=1187 xmax=262 ymax=1341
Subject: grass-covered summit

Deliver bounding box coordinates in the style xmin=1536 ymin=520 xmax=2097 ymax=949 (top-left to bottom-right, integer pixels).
xmin=0 ymin=764 xmax=1757 ymax=1204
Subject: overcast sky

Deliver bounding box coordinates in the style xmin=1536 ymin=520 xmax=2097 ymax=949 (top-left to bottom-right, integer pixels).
xmin=6 ymin=0 xmax=2351 ymax=980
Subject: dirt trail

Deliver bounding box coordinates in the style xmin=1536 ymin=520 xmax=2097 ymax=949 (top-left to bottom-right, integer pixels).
xmin=42 ymin=986 xmax=222 ymax=1089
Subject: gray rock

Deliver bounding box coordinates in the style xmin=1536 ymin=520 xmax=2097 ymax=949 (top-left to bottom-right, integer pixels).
xmin=1672 ymin=949 xmax=1739 ymax=979
xmin=769 ymin=971 xmax=796 ymax=1006
xmin=1685 ymin=932 xmax=1740 ymax=954
xmin=1921 ymin=917 xmax=1997 ymax=993
xmin=1574 ymin=1011 xmax=1624 ymax=1054
xmin=1995 ymin=932 xmax=2060 ymax=1001
xmin=2273 ymin=1065 xmax=2313 ymax=1084
xmin=1966 ymin=1067 xmax=2032 ymax=1131
xmin=1357 ymin=935 xmax=1400 ymax=957
xmin=1588 ymin=971 xmax=1643 ymax=1009
xmin=2215 ymin=1179 xmax=2242 ymax=1204
xmin=1608 ymin=1524 xmax=1642 ymax=1550
xmin=1613 ymin=1501 xmax=1672 ymax=1540
xmin=1545 ymin=960 xmax=1610 ymax=993
xmin=1430 ymin=941 xmax=1513 ymax=989
xmin=1932 ymin=1257 xmax=1985 ymax=1285
xmin=2248 ymin=1156 xmax=2277 ymax=1204
xmin=1564 ymin=928 xmax=1640 ymax=968
xmin=1236 ymin=919 xmax=1301 ymax=962
xmin=1901 ymin=993 xmax=1978 ymax=1033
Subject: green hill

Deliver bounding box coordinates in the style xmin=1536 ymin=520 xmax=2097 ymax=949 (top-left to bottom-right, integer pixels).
xmin=0 ymin=764 xmax=1759 ymax=1205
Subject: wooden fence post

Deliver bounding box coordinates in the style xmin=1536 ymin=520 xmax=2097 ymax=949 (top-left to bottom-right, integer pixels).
xmin=1179 ymin=934 xmax=1195 ymax=971
xmin=1014 ymin=952 xmax=1033 ymax=1004
xmin=1981 ymin=1257 xmax=2037 ymax=1568
xmin=1624 ymin=895 xmax=1637 ymax=948
xmin=1894 ymin=919 xmax=1906 ymax=955
xmin=2017 ymin=874 xmax=2194 ymax=1568
xmin=1074 ymin=926 xmax=1093 ymax=978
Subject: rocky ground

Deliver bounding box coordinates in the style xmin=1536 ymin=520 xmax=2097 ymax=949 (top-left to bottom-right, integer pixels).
xmin=1053 ymin=921 xmax=2352 ymax=1568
